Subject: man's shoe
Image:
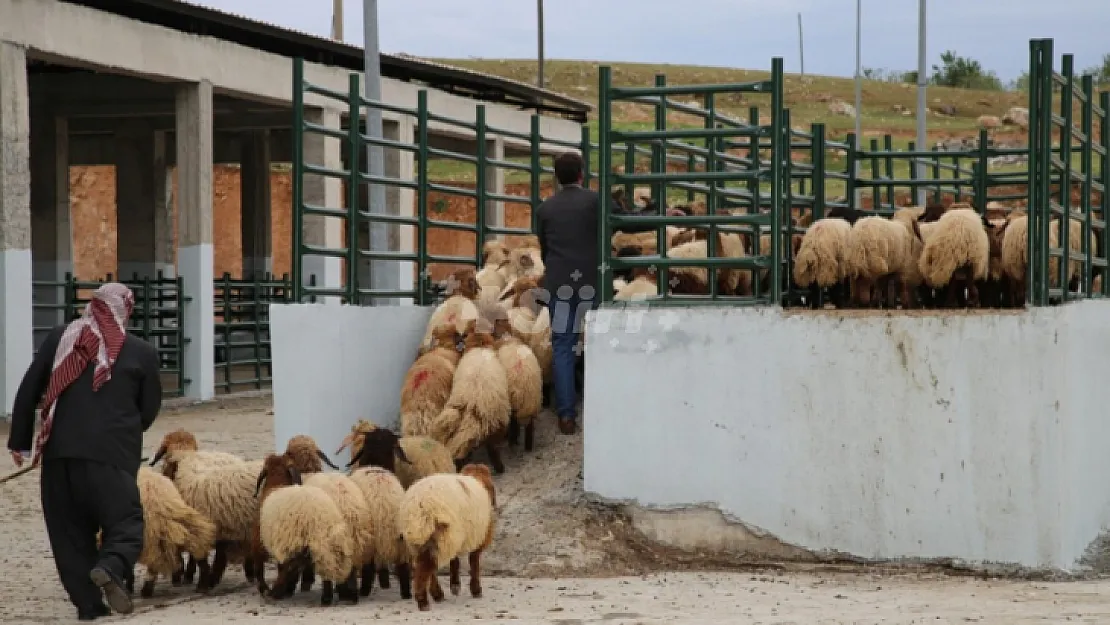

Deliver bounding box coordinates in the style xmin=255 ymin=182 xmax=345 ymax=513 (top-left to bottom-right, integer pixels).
xmin=77 ymin=602 xmax=111 ymax=621
xmin=558 ymin=417 xmax=577 ymax=435
xmin=90 ymin=567 xmax=134 ymax=615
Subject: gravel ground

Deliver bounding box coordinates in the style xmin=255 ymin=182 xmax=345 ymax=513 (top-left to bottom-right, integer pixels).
xmin=3 ymin=394 xmax=1110 ymax=624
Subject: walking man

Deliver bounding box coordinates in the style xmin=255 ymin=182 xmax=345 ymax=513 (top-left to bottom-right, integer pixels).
xmin=535 ymin=151 xmax=600 ymax=435
xmin=7 ymin=283 xmax=163 ymax=621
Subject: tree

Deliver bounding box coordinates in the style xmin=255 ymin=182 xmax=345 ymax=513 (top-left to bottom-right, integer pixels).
xmin=1082 ymin=53 xmax=1110 ymax=86
xmin=930 ymin=50 xmax=1004 ymax=91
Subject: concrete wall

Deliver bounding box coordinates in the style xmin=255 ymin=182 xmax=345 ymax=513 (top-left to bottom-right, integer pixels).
xmin=270 ymin=303 xmax=432 ymax=467
xmin=582 ymin=302 xmax=1110 ymax=572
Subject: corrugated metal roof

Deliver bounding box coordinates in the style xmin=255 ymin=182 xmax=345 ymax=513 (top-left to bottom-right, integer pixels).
xmin=59 ymin=0 xmax=592 ymax=121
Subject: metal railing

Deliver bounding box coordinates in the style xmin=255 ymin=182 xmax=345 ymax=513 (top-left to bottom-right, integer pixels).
xmin=213 ymin=273 xmax=294 ymax=393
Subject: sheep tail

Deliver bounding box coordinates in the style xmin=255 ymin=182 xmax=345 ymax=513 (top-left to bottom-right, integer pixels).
xmin=792 ymin=245 xmax=820 ymax=287
xmin=402 ymin=502 xmax=448 ymax=563
xmin=178 ymin=507 xmax=218 ymax=559
xmin=309 ymin=523 xmax=354 ymax=583
xmin=920 ymin=242 xmax=959 ymax=288
xmin=846 ymin=234 xmax=890 ymax=279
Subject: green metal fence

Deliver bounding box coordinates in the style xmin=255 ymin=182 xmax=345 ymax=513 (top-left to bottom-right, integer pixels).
xmin=213 ymin=272 xmax=294 ymax=393
xmin=596 ymin=59 xmax=787 ymax=305
xmin=290 ymin=57 xmax=594 ymax=306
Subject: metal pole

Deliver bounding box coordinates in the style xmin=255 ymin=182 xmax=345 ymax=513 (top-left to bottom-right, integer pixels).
xmin=331 ymin=0 xmax=343 ymax=40
xmin=853 ymin=0 xmax=862 ymax=207
xmin=537 ymin=0 xmax=545 ymax=93
xmin=363 ymin=0 xmax=396 ymax=305
xmin=797 ymin=13 xmax=804 ymax=76
xmin=915 ymin=0 xmax=928 ymax=207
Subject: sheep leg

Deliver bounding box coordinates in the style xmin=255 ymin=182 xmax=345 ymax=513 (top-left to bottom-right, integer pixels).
xmin=524 ymin=421 xmax=535 ymax=452
xmin=429 ymin=573 xmax=446 ymax=603
xmin=208 ymin=543 xmax=229 ymax=588
xmin=507 ymin=416 xmax=521 ymax=446
xmin=449 ymin=557 xmax=461 ymax=596
xmin=359 ymin=563 xmax=375 ymax=597
xmin=397 ymin=562 xmax=412 ymax=600
xmin=468 ymin=550 xmax=483 ymax=598
xmin=320 ymin=580 xmax=335 ymax=606
xmin=140 ymin=571 xmax=156 ymax=598
xmin=299 ymin=561 xmax=315 ymax=592
xmin=194 ymin=554 xmax=213 ymax=594
xmin=807 ymin=283 xmax=821 ymax=310
xmin=336 ymin=569 xmax=358 ymax=604
xmin=413 ymin=551 xmax=436 ymax=611
xmin=183 ymin=553 xmax=197 ymax=584
xmin=171 ymin=554 xmax=184 ymax=586
xmin=243 ymin=555 xmax=255 ymax=583
xmin=852 ymin=277 xmax=871 ymax=308
xmin=250 ymin=544 xmax=269 ymax=596
xmin=377 ymin=565 xmax=390 ymax=589
xmin=485 ymin=441 xmax=505 ymax=475
xmin=268 ymin=561 xmax=294 ymax=601
xmin=966 ymin=278 xmax=980 ymax=308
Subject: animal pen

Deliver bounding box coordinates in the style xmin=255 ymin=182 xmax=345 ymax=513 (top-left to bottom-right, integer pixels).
xmin=272 ymin=37 xmax=1110 ymax=574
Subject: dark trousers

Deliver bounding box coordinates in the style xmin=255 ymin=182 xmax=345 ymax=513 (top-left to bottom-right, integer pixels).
xmin=40 ymin=458 xmax=144 ymax=612
xmin=548 ymin=289 xmax=597 ymax=421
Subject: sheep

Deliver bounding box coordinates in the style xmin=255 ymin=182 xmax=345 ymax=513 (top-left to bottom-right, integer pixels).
xmin=792 ymin=217 xmax=853 ymax=309
xmin=491 ymin=317 xmax=544 ymax=451
xmin=283 ymin=433 xmax=343 ymax=475
xmin=665 ymin=230 xmax=751 ymax=296
xmin=419 ymin=267 xmax=481 ymax=354
xmin=497 ymin=276 xmax=553 ymax=391
xmin=338 ymin=419 xmax=456 ymax=489
xmin=980 ymin=217 xmax=1010 ymax=308
xmin=476 ymin=240 xmax=511 ymax=293
xmin=844 ymin=214 xmax=916 ymax=308
xmin=1000 ymin=212 xmax=1095 ymax=305
xmin=124 ymin=467 xmax=217 ymax=597
xmin=430 ymin=319 xmax=512 ymax=474
xmin=756 ymin=228 xmax=804 ymax=297
xmin=400 ymin=324 xmax=464 ymax=438
xmin=917 ymin=208 xmax=990 ymax=308
xmin=254 ymin=454 xmax=356 ymax=605
xmin=148 ymin=429 xmax=247 ymax=585
xmin=399 ymin=464 xmax=497 ymax=612
xmin=301 ymin=471 xmax=374 ymax=603
xmin=496 ymin=237 xmax=545 ymax=287
xmin=613 ymin=267 xmax=661 ymax=301
xmin=609 ymin=228 xmax=683 ymax=258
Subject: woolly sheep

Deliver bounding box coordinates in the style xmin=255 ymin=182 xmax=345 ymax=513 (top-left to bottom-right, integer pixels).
xmin=665 ymin=230 xmax=750 ymax=296
xmin=131 ymin=467 xmax=217 ymax=597
xmin=1001 ymin=213 xmax=1095 ymax=305
xmin=255 ymin=454 xmax=356 ymax=605
xmin=844 ymin=214 xmax=915 ymax=308
xmin=430 ymin=320 xmax=512 ymax=474
xmin=338 ymin=420 xmax=455 ymax=489
xmin=283 ymin=433 xmax=342 ymax=474
xmin=302 ymin=471 xmax=374 ymax=602
xmin=497 ymin=276 xmax=553 ymax=387
xmin=491 ymin=317 xmax=543 ymax=451
xmin=917 ymin=208 xmax=990 ymax=308
xmin=399 ymin=464 xmax=497 ymax=612
xmin=345 ymin=437 xmax=414 ymax=600
xmin=496 ymin=240 xmax=545 ymax=286
xmin=792 ymin=217 xmax=853 ymax=308
xmin=419 ymin=267 xmax=481 ymax=354
xmin=400 ymin=325 xmax=463 ymax=438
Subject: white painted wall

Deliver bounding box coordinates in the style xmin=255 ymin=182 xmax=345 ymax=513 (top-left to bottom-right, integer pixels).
xmin=0 ymin=249 xmax=32 ymax=415
xmin=270 ymin=303 xmax=432 ymax=468
xmin=582 ymin=301 xmax=1110 ymax=572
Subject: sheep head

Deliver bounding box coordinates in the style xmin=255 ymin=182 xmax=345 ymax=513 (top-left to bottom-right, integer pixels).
xmin=460 ymin=463 xmax=497 ymax=508
xmin=503 ymin=276 xmax=544 ymax=311
xmin=825 ymin=205 xmax=863 ymax=226
xmin=346 ymin=427 xmax=409 ymax=473
xmin=481 ymin=240 xmax=510 ymax=267
xmin=446 ymin=267 xmax=480 ymax=300
xmin=150 ymin=429 xmax=198 ymax=468
xmin=283 ymin=434 xmax=340 ymax=474
xmin=461 ymin=319 xmax=496 ymax=350
xmin=335 ymin=419 xmax=375 ymax=456
xmin=611 ymin=188 xmax=628 ymax=210
xmin=492 ymin=316 xmax=513 ymax=340
xmin=255 ymin=453 xmax=301 ymax=498
xmin=919 ymin=202 xmax=947 ymax=224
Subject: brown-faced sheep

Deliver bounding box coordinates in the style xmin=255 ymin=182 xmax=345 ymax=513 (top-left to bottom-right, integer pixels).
xmin=430 ymin=320 xmax=512 ymax=474
xmin=399 ymin=464 xmax=497 ymax=612
xmin=792 ymin=217 xmax=853 ymax=309
xmin=255 ymin=454 xmax=356 ymax=605
xmin=131 ymin=467 xmax=217 ymax=597
xmin=475 ymin=240 xmax=511 ymax=294
xmin=419 ymin=267 xmax=481 ymax=353
xmin=400 ymin=324 xmax=463 ymax=438
xmin=917 ymin=208 xmax=990 ymax=308
xmin=339 ymin=420 xmax=456 ymax=489
xmin=283 ymin=434 xmax=343 ymax=475
xmin=491 ymin=317 xmax=543 ymax=451
xmin=497 ymin=276 xmax=553 ymax=389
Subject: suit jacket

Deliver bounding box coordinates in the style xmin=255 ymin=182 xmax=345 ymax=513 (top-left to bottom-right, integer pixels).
xmin=7 ymin=326 xmax=163 ymax=475
xmin=535 ymin=184 xmax=600 ymax=300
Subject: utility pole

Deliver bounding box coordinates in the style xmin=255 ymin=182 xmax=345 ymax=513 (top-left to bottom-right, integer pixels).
xmin=915 ymin=0 xmax=928 ymax=207
xmin=853 ymin=0 xmax=862 ymax=208
xmin=797 ymin=13 xmax=804 ymax=76
xmin=363 ymin=0 xmax=397 ymax=305
xmin=537 ymin=0 xmax=545 ymax=92
xmin=331 ymin=0 xmax=343 ymax=40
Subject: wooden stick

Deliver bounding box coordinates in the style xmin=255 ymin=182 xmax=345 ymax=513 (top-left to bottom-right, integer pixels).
xmin=0 ymin=456 xmax=151 ymax=486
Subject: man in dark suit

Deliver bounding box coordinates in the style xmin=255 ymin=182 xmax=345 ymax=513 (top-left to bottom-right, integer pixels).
xmin=7 ymin=283 xmax=163 ymax=621
xmin=535 ymin=152 xmax=600 ymax=435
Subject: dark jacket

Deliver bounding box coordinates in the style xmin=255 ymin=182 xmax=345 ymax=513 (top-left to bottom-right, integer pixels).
xmin=535 ymin=184 xmax=601 ymax=298
xmin=7 ymin=326 xmax=163 ymax=475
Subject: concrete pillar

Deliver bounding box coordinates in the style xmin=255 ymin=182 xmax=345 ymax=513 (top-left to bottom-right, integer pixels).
xmin=0 ymin=41 xmax=32 ymax=416
xmin=30 ymin=113 xmax=72 ymax=346
xmin=152 ymin=131 xmax=175 ymax=278
xmin=357 ymin=118 xmax=415 ymax=305
xmin=176 ymin=80 xmax=215 ymax=401
xmin=115 ymin=121 xmax=159 ymax=280
xmin=240 ymin=130 xmax=272 ymax=279
xmin=485 ymin=137 xmax=506 ymax=233
xmin=302 ymin=107 xmax=343 ymax=303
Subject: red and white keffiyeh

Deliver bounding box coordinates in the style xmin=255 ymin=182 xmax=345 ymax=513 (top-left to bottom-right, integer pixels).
xmin=31 ymin=283 xmax=135 ymax=466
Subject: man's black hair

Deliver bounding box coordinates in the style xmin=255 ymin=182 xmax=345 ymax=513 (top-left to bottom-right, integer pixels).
xmin=553 ymin=151 xmax=584 ymax=186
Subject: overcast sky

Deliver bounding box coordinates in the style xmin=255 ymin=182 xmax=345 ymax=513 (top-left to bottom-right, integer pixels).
xmin=195 ymin=0 xmax=1109 ymax=82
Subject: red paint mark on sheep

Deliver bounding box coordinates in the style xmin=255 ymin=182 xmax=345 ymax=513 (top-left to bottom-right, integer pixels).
xmin=412 ymin=369 xmax=430 ymax=390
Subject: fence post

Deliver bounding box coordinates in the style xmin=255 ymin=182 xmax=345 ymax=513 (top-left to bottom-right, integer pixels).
xmin=175 ymin=275 xmax=187 ymax=395
xmin=1080 ymin=75 xmax=1094 ymax=295
xmin=653 ymin=74 xmax=669 ymax=298
xmin=346 ymin=73 xmax=363 ymax=305
xmin=845 ymin=132 xmax=858 ymax=209
xmin=811 ymin=123 xmax=826 ymax=220
xmin=530 ymin=115 xmax=542 ymax=234
xmin=252 ymin=271 xmax=263 ymax=389
xmin=597 ymin=66 xmax=613 ymax=303
xmin=580 ymin=124 xmax=592 ymax=190
xmin=1101 ymin=91 xmax=1110 ymax=296
xmin=475 ymin=105 xmax=488 ymax=267
xmin=769 ymin=57 xmax=785 ymax=305
xmin=292 ymin=58 xmax=305 ymax=302
xmin=975 ymin=129 xmax=989 ymax=214
xmin=416 ymin=90 xmax=429 ymax=306
xmin=1059 ymin=54 xmax=1074 ymax=303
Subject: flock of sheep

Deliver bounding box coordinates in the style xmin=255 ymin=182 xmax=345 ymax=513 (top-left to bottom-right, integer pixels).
xmin=121 ymin=235 xmax=553 ymax=613
xmin=610 ymin=188 xmax=1102 ymax=309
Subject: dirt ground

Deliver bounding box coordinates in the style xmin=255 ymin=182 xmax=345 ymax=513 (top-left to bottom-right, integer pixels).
xmin=3 ymin=395 xmax=1110 ymax=624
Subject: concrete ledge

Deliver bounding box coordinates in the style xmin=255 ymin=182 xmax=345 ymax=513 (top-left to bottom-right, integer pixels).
xmin=582 ymin=301 xmax=1110 ymax=574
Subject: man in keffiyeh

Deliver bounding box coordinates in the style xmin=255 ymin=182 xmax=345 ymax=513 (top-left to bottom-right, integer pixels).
xmin=6 ymin=283 xmax=163 ymax=621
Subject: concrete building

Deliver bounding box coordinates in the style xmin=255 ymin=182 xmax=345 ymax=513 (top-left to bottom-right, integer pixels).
xmin=0 ymin=0 xmax=590 ymax=414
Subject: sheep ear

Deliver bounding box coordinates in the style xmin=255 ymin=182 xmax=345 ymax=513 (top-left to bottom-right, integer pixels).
xmin=150 ymin=446 xmax=166 ymax=466
xmin=315 ymin=449 xmax=341 ymax=471
xmin=394 ymin=440 xmax=411 ymax=464
xmin=287 ymin=465 xmax=302 ymax=485
xmin=254 ymin=469 xmax=266 ymax=497
xmin=518 ymin=254 xmax=534 ymax=269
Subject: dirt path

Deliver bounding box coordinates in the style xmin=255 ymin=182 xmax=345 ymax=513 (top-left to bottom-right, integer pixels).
xmin=3 ymin=395 xmax=1110 ymax=623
